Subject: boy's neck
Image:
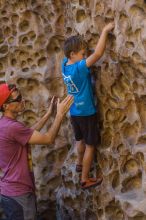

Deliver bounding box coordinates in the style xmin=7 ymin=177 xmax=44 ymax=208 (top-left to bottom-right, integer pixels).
xmin=67 ymin=59 xmax=75 ymax=65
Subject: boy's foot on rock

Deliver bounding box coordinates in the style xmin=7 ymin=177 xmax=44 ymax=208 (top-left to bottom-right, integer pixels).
xmin=81 ymin=177 xmax=103 ymax=190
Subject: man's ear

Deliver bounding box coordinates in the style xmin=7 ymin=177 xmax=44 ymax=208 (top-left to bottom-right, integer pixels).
xmin=2 ymin=103 xmax=8 ymax=111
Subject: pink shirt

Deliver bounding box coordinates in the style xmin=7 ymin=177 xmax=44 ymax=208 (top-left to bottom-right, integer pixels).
xmin=0 ymin=116 xmax=35 ymax=196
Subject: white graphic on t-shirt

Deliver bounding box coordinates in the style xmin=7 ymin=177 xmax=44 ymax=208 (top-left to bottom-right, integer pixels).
xmin=62 ymin=74 xmax=79 ymax=93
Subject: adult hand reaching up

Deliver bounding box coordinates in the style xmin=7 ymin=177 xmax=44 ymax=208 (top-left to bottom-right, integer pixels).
xmin=56 ymin=95 xmax=74 ymax=118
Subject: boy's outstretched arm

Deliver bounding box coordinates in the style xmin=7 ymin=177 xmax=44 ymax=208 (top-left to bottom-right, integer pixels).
xmin=86 ymin=22 xmax=115 ymax=67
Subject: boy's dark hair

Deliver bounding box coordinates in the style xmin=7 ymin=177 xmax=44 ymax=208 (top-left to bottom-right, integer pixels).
xmin=64 ymin=35 xmax=86 ymax=58
xmin=0 ymin=84 xmax=17 ymax=112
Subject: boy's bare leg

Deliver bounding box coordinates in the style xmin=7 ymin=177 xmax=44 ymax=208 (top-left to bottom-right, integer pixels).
xmin=81 ymin=145 xmax=94 ymax=182
xmin=76 ymin=140 xmax=85 ymax=165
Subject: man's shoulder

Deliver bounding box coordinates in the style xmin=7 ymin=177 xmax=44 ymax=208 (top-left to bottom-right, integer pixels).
xmin=1 ymin=117 xmax=26 ymax=129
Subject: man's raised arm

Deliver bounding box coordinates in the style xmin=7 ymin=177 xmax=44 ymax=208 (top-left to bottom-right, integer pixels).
xmin=29 ymin=95 xmax=73 ymax=145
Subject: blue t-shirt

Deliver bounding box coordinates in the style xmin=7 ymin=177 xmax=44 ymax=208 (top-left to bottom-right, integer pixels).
xmin=62 ymin=58 xmax=96 ymax=116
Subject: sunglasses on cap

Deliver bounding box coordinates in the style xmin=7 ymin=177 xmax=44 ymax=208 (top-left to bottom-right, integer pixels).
xmin=6 ymin=94 xmax=23 ymax=104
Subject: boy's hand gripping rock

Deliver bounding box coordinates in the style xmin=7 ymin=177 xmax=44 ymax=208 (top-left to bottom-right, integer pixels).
xmin=103 ymin=22 xmax=115 ymax=33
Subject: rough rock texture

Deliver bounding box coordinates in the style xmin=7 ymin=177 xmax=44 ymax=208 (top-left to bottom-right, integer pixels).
xmin=1 ymin=0 xmax=146 ymax=219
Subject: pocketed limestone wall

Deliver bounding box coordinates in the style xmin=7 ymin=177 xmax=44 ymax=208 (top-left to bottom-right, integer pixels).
xmin=1 ymin=0 xmax=146 ymax=219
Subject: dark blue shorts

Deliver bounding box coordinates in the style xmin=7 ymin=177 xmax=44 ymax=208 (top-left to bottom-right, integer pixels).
xmin=1 ymin=193 xmax=37 ymax=220
xmin=70 ymin=113 xmax=100 ymax=146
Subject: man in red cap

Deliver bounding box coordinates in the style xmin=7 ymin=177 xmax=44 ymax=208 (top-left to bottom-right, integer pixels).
xmin=0 ymin=83 xmax=73 ymax=220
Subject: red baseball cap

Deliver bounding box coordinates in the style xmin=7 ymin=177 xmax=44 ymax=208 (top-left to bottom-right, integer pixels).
xmin=0 ymin=83 xmax=14 ymax=107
